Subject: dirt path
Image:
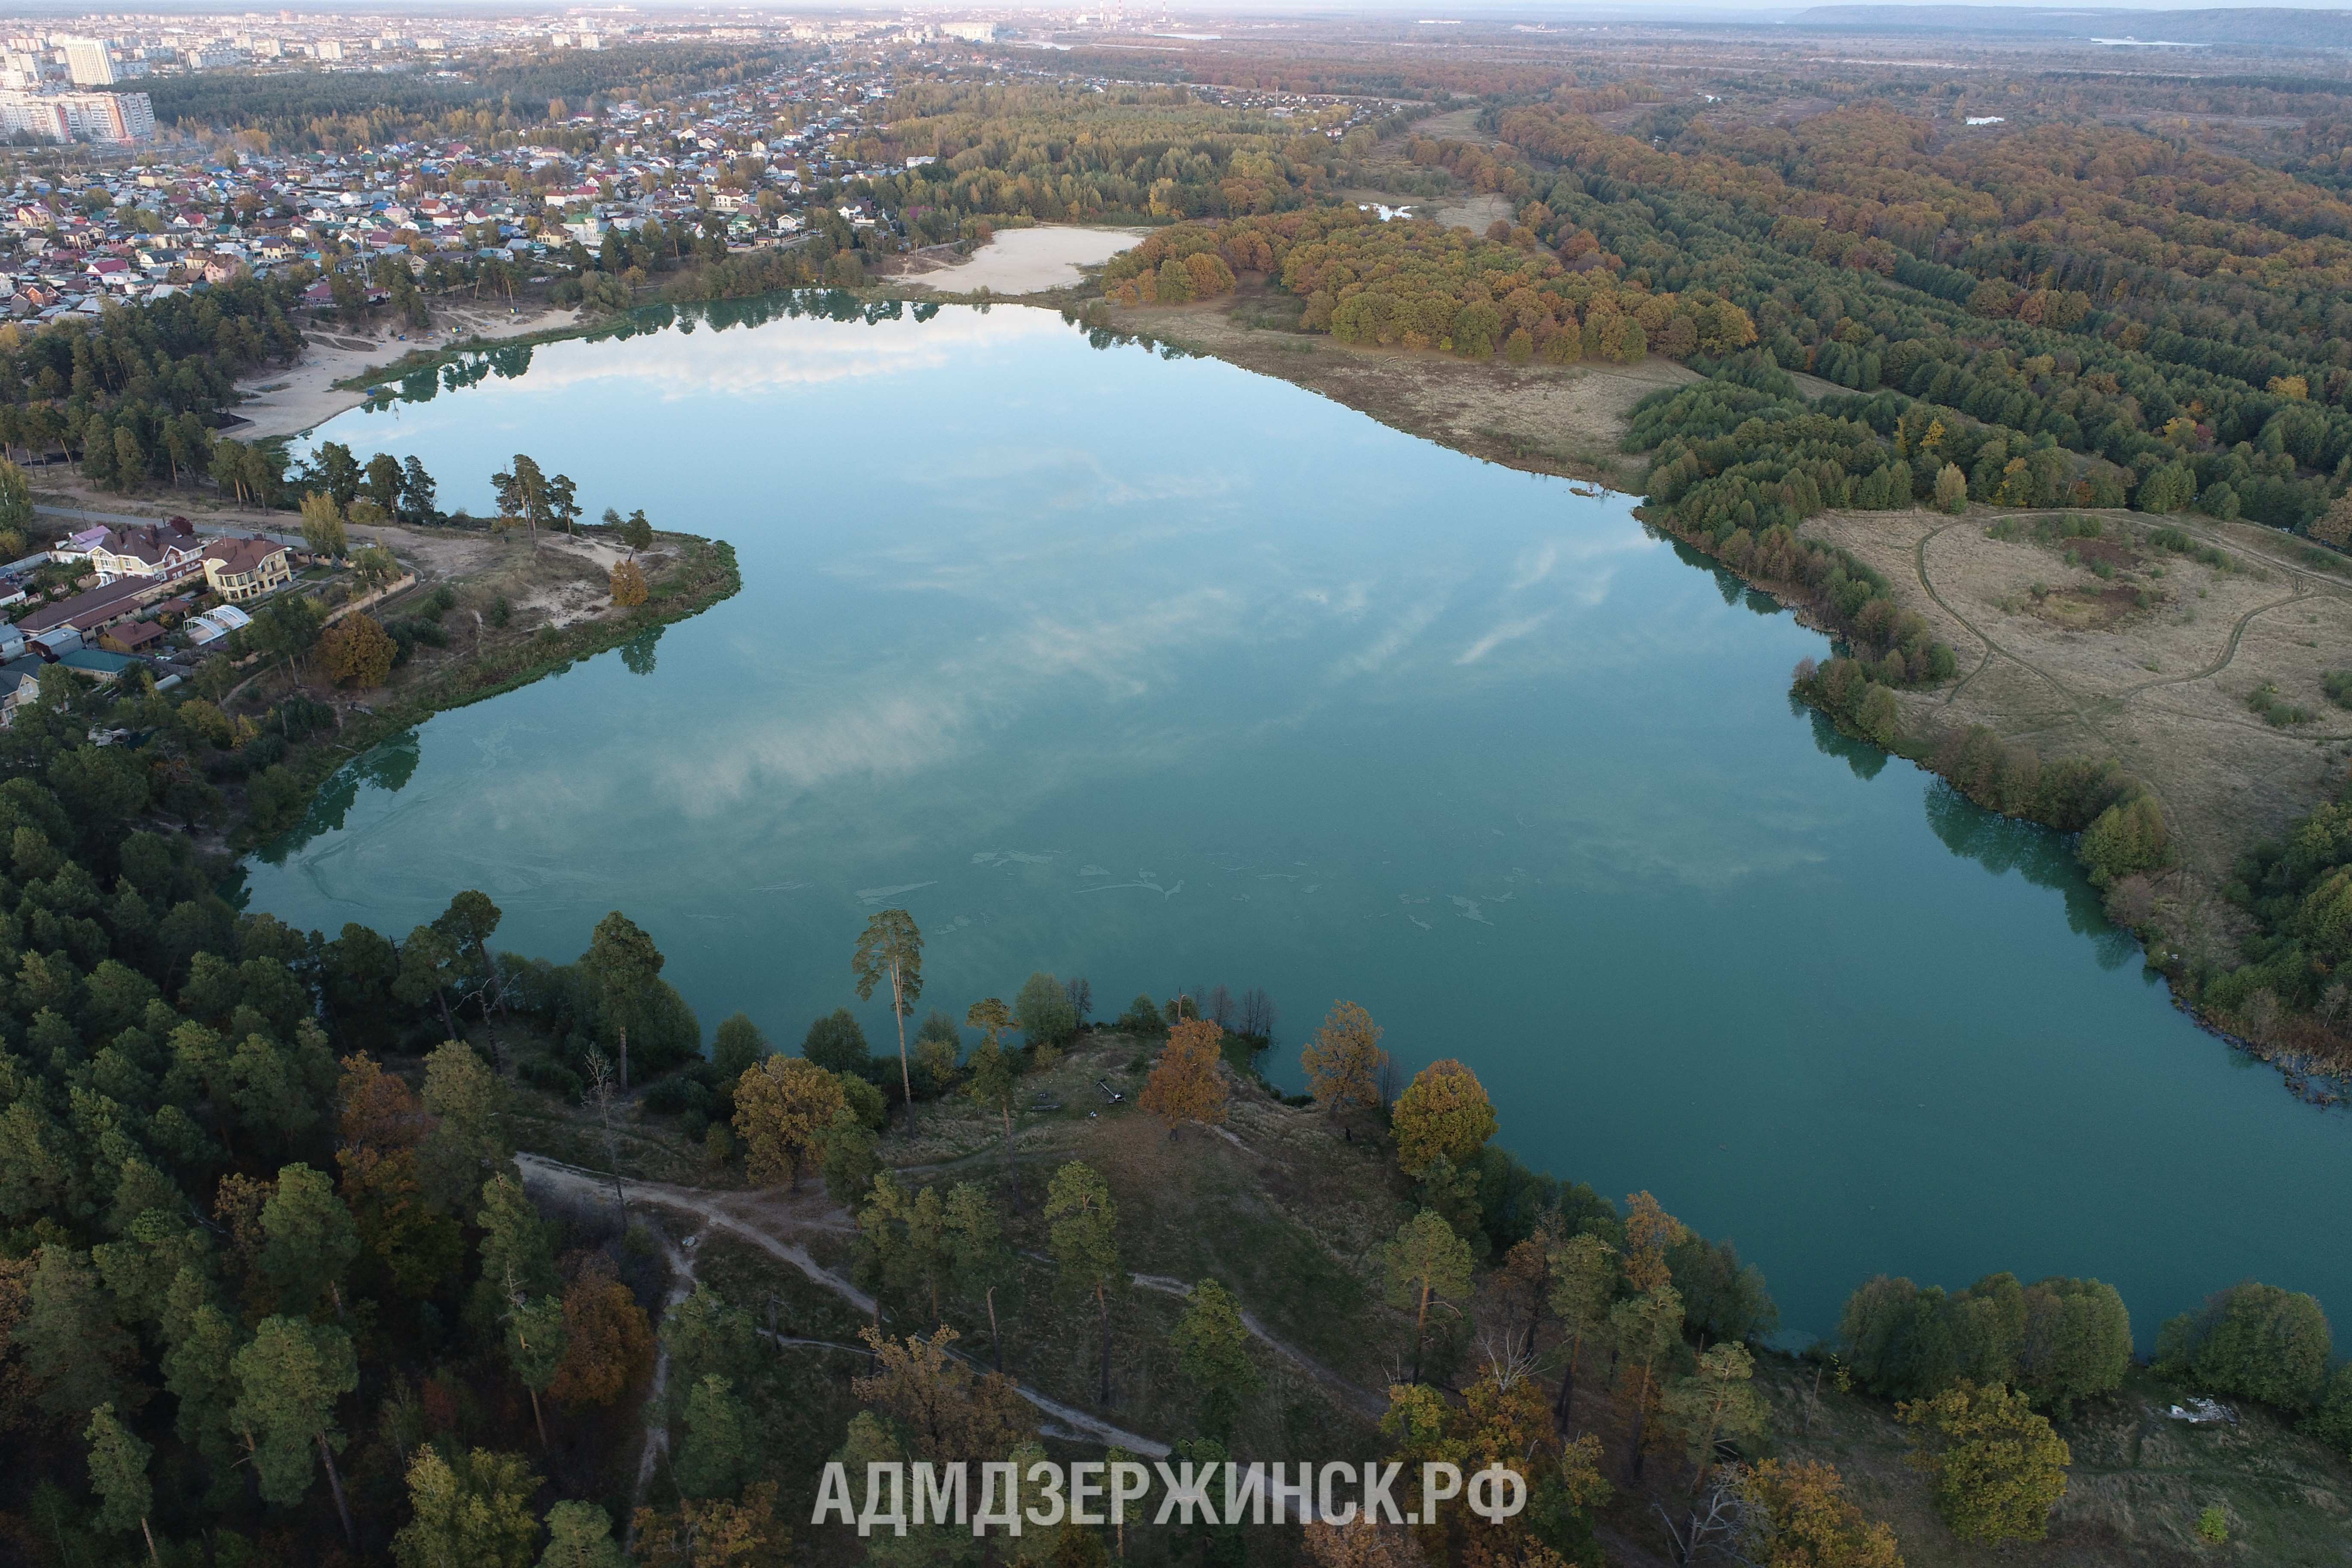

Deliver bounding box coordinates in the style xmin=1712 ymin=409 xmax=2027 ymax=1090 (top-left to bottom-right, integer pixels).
xmin=630 ymin=1223 xmax=701 ymax=1536
xmin=2116 ymin=582 xmax=2315 ymax=697
xmin=514 ymin=1153 xmax=1171 ymax=1457
xmin=1130 ymin=1274 xmax=1387 ymax=1419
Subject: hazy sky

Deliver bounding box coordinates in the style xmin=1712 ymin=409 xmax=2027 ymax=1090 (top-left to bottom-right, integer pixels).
xmin=12 ymin=0 xmax=2349 ymax=20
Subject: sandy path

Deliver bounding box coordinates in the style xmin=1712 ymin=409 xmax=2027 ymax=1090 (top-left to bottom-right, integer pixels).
xmin=632 ymin=1224 xmax=701 ymax=1529
xmin=513 ymin=1152 xmax=1171 ymax=1458
xmin=1130 ymin=1273 xmax=1386 ymax=1419
xmin=231 ymin=302 xmax=581 ymax=441
xmin=900 ymin=225 xmax=1147 ymax=296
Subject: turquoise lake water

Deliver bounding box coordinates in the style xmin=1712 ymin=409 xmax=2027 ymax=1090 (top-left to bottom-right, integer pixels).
xmin=240 ymin=297 xmax=2349 ymax=1343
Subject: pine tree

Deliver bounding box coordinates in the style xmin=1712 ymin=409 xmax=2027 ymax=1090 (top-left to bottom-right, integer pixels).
xmin=1171 ymin=1279 xmax=1262 ymax=1442
xmin=1047 ymin=1162 xmax=1121 ymax=1406
xmin=84 ymin=1403 xmax=162 ymax=1567
xmin=1379 ymin=1210 xmax=1473 ymax=1383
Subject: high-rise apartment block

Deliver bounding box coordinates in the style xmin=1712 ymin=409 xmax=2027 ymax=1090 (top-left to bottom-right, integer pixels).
xmin=61 ymin=38 xmax=115 ymax=86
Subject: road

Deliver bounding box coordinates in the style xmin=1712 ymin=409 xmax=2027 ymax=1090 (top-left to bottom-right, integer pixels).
xmin=33 ymin=501 xmax=303 ymax=549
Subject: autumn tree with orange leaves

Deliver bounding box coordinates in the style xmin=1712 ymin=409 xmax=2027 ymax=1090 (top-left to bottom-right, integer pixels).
xmin=1140 ymin=1017 xmax=1229 ymax=1139
xmin=316 ymin=613 xmax=396 ymax=688
xmin=732 ymin=1055 xmax=849 ymax=1190
xmin=547 ymin=1256 xmax=652 ymax=1407
xmin=334 ymin=1053 xmax=464 ymax=1300
xmin=1302 ymin=1000 xmax=1389 ymax=1127
xmin=1736 ymin=1459 xmax=1904 ymax=1568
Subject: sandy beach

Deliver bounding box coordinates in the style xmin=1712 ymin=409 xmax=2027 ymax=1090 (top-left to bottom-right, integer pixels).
xmin=899 ymin=224 xmax=1147 ymax=296
xmin=230 ymin=301 xmax=581 ymax=441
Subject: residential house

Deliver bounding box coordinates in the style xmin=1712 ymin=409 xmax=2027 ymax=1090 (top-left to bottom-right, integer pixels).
xmin=0 ymin=652 xmax=45 ymax=722
xmin=19 ymin=575 xmax=153 ymax=638
xmin=51 ymin=524 xmax=110 ymax=561
xmin=87 ymin=518 xmax=200 ymax=584
xmin=56 ymin=649 xmax=134 ymax=682
xmin=200 ymin=536 xmax=291 ymax=602
xmin=97 ymin=619 xmax=163 ymax=655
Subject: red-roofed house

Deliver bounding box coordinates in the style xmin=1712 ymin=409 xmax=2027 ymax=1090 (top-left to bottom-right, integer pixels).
xmin=201 ymin=536 xmax=291 ymax=602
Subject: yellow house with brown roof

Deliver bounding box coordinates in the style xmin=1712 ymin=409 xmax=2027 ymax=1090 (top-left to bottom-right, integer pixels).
xmin=201 ymin=536 xmax=292 ymax=603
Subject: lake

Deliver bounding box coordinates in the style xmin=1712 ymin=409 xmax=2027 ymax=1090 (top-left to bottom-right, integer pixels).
xmin=242 ymin=296 xmax=2349 ymax=1344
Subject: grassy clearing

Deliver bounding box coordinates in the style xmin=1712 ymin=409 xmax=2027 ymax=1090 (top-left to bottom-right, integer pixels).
xmin=1748 ymin=1357 xmax=2352 ymax=1568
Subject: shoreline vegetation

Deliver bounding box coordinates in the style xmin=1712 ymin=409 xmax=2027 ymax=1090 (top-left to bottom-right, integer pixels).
xmin=984 ymin=208 xmax=2352 ymax=1102
xmin=227 ymin=527 xmax=740 ymax=858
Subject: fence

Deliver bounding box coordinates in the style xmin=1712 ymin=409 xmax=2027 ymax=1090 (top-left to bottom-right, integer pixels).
xmin=322 ymin=572 xmax=418 ymax=625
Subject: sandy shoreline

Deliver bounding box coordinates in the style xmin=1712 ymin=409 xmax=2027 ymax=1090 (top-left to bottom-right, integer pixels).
xmin=899 ymin=224 xmax=1147 ymax=296
xmin=230 ymin=301 xmax=581 ymax=441
xmin=232 ymin=230 xmax=1143 ymax=440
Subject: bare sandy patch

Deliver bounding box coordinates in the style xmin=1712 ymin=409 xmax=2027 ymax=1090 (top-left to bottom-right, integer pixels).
xmin=1432 ymin=190 xmax=1513 ymax=233
xmin=1801 ymin=504 xmax=2352 ymax=970
xmin=900 ymin=224 xmax=1148 ymax=296
xmin=1104 ymin=289 xmax=1694 ymax=484
xmin=230 ymin=302 xmax=581 ymax=441
xmin=498 ymin=533 xmax=672 ymax=628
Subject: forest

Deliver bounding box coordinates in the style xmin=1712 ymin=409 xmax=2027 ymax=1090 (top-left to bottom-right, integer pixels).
xmin=839 ymin=80 xmax=1408 ymax=245
xmin=137 ymin=43 xmax=802 ymax=154
xmin=1098 ymin=207 xmax=1759 ymax=367
xmin=0 ymin=276 xmax=306 ymax=532
xmin=1513 ymin=100 xmax=2352 ymax=498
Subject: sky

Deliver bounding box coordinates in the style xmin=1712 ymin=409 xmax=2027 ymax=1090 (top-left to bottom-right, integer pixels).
xmin=15 ymin=0 xmax=2352 ymax=15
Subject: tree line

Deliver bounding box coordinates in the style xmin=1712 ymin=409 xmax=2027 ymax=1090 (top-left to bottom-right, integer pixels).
xmin=1101 ymin=205 xmax=1760 ymax=367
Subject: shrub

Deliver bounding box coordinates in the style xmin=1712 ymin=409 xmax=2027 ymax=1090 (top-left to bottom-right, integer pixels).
xmin=1115 ymin=992 xmax=1167 ymax=1038
xmin=643 ymin=1073 xmax=712 ymax=1117
xmin=1899 ymin=1381 xmax=2070 ymax=1546
xmin=2305 ymin=1365 xmax=2352 ymax=1456
xmin=519 ymin=1053 xmax=585 ymax=1102
xmin=610 ymin=560 xmax=649 ymax=607
xmin=2156 ymin=1281 xmax=2333 ymax=1410
xmin=2078 ymin=793 xmax=2170 ymax=882
xmin=2248 ymin=682 xmax=2315 ymax=727
xmin=316 ymin=613 xmax=397 ymax=688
